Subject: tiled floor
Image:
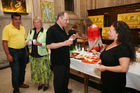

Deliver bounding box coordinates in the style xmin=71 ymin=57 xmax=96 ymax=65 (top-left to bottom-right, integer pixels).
xmin=0 ymin=63 xmax=101 ymax=93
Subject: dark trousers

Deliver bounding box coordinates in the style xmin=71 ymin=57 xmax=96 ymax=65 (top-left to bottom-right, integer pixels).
xmin=101 ymin=78 xmax=126 ymax=93
xmin=9 ymin=48 xmax=27 ymax=93
xmin=53 ymin=65 xmax=70 ymax=93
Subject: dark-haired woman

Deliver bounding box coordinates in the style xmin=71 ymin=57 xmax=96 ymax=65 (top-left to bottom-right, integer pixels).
xmin=96 ymin=21 xmax=136 ymax=93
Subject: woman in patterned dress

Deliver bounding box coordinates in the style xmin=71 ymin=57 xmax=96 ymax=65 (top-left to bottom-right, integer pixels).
xmin=26 ymin=17 xmax=52 ymax=91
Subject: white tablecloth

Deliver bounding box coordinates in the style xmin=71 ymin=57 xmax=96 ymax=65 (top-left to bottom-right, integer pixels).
xmin=70 ymin=58 xmax=101 ymax=78
xmin=126 ymin=62 xmax=140 ymax=91
xmin=70 ymin=58 xmax=140 ymax=91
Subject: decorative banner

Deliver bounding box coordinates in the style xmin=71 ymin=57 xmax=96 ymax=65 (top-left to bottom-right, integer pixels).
xmin=40 ymin=1 xmax=55 ymax=23
xmin=118 ymin=12 xmax=140 ymax=29
xmin=102 ymin=27 xmax=110 ymax=40
xmin=88 ymin=15 xmax=104 ymax=28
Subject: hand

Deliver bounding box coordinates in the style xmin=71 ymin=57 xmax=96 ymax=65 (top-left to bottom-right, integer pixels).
xmin=33 ymin=39 xmax=37 ymax=45
xmin=88 ymin=48 xmax=92 ymax=52
xmin=35 ymin=41 xmax=42 ymax=46
xmin=26 ymin=52 xmax=29 ymax=57
xmin=96 ymin=64 xmax=106 ymax=72
xmin=33 ymin=40 xmax=42 ymax=46
xmin=69 ymin=34 xmax=76 ymax=41
xmin=82 ymin=33 xmax=85 ymax=37
xmin=64 ymin=40 xmax=73 ymax=46
xmin=82 ymin=33 xmax=87 ymax=39
xmin=7 ymin=54 xmax=13 ymax=62
xmin=26 ymin=41 xmax=29 ymax=45
xmin=26 ymin=41 xmax=32 ymax=45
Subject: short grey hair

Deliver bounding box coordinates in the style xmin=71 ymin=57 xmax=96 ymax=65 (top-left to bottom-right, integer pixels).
xmin=56 ymin=11 xmax=68 ymax=21
xmin=33 ymin=17 xmax=42 ymax=23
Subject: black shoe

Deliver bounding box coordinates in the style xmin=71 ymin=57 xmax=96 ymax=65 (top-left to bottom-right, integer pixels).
xmin=43 ymin=86 xmax=48 ymax=91
xmin=13 ymin=89 xmax=20 ymax=93
xmin=38 ymin=85 xmax=43 ymax=90
xmin=13 ymin=91 xmax=20 ymax=93
xmin=20 ymin=84 xmax=29 ymax=88
xmin=68 ymin=89 xmax=73 ymax=93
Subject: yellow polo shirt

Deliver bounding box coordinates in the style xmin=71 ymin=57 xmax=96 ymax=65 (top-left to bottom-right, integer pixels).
xmin=2 ymin=23 xmax=27 ymax=49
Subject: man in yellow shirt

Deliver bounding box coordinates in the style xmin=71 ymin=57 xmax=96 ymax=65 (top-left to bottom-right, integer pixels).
xmin=2 ymin=13 xmax=29 ymax=93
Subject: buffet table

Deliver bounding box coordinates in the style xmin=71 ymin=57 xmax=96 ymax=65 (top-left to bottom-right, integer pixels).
xmin=126 ymin=62 xmax=140 ymax=91
xmin=70 ymin=58 xmax=140 ymax=93
xmin=70 ymin=58 xmax=100 ymax=93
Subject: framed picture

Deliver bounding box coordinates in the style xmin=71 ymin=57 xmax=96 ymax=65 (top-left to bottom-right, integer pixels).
xmin=1 ymin=0 xmax=27 ymax=14
xmin=118 ymin=12 xmax=140 ymax=29
xmin=88 ymin=15 xmax=104 ymax=28
xmin=40 ymin=0 xmax=55 ymax=23
xmin=102 ymin=27 xmax=110 ymax=40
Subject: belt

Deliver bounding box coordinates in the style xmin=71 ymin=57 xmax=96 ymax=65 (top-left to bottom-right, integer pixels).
xmin=9 ymin=47 xmax=25 ymax=51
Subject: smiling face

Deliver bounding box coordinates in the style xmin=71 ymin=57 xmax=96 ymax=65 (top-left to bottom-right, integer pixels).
xmin=108 ymin=25 xmax=118 ymax=41
xmin=33 ymin=19 xmax=42 ymax=29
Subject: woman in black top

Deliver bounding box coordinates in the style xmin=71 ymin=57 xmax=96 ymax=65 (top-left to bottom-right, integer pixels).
xmin=96 ymin=21 xmax=135 ymax=93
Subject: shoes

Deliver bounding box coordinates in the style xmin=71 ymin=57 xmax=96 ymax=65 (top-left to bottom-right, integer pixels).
xmin=43 ymin=86 xmax=48 ymax=91
xmin=13 ymin=91 xmax=20 ymax=93
xmin=68 ymin=89 xmax=73 ymax=93
xmin=13 ymin=89 xmax=20 ymax=93
xmin=38 ymin=85 xmax=43 ymax=90
xmin=20 ymin=84 xmax=29 ymax=88
xmin=38 ymin=84 xmax=49 ymax=91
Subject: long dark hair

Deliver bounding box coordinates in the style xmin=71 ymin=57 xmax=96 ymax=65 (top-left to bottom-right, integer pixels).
xmin=84 ymin=18 xmax=93 ymax=27
xmin=113 ymin=21 xmax=136 ymax=62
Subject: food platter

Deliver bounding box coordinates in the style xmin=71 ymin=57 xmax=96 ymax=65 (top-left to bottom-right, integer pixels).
xmin=82 ymin=56 xmax=100 ymax=64
xmin=70 ymin=50 xmax=101 ymax=64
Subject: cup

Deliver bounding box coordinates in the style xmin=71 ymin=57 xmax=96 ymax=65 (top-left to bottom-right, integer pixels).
xmin=69 ymin=38 xmax=73 ymax=41
xmin=33 ymin=39 xmax=37 ymax=45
